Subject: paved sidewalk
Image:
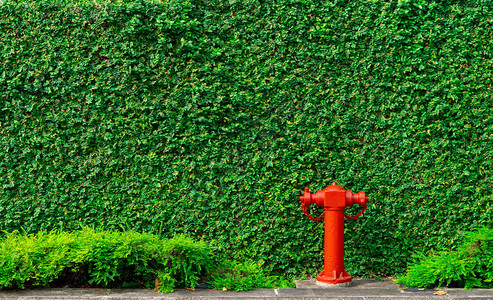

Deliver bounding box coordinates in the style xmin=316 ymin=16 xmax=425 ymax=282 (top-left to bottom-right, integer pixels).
xmin=0 ymin=279 xmax=491 ymax=299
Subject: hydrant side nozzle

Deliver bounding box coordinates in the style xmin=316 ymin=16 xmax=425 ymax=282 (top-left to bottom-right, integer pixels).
xmin=300 ymin=187 xmax=312 ymax=207
xmin=345 ymin=191 xmax=368 ymax=207
xmin=354 ymin=191 xmax=368 ymax=206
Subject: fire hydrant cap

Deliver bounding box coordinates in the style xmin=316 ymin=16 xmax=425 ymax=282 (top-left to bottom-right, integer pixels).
xmin=324 ymin=182 xmax=344 ymax=192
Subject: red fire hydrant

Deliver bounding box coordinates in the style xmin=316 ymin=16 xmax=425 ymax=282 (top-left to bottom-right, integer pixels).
xmin=300 ymin=182 xmax=368 ymax=286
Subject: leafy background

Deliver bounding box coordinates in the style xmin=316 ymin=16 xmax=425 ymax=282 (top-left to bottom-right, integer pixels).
xmin=1 ymin=0 xmax=492 ymax=277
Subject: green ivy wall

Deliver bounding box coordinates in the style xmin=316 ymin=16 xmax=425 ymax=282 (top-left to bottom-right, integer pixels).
xmin=1 ymin=0 xmax=492 ymax=276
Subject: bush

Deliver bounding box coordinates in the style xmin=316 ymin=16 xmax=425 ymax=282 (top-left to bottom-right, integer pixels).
xmin=0 ymin=230 xmax=75 ymax=289
xmin=0 ymin=0 xmax=492 ymax=277
xmin=0 ymin=228 xmax=290 ymax=292
xmin=210 ymin=259 xmax=293 ymax=291
xmin=397 ymin=227 xmax=493 ymax=289
xmin=155 ymin=234 xmax=215 ymax=292
xmin=0 ymin=228 xmax=214 ymax=292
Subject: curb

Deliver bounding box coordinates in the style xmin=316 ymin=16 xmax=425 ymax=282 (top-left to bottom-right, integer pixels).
xmin=0 ymin=279 xmax=492 ymax=300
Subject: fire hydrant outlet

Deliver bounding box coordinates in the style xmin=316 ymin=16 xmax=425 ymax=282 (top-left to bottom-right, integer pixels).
xmin=346 ymin=191 xmax=368 ymax=207
xmin=300 ymin=182 xmax=369 ymax=286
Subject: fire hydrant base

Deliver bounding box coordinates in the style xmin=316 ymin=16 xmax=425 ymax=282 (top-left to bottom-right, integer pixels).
xmin=315 ymin=280 xmax=352 ymax=288
xmin=316 ymin=269 xmax=352 ymax=286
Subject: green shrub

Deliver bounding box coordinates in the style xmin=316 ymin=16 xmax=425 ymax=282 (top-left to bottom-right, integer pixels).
xmin=1 ymin=0 xmax=492 ymax=277
xmin=156 ymin=234 xmax=215 ymax=293
xmin=0 ymin=228 xmax=290 ymax=292
xmin=397 ymin=227 xmax=493 ymax=289
xmin=0 ymin=228 xmax=213 ymax=292
xmin=209 ymin=259 xmax=293 ymax=291
xmin=0 ymin=230 xmax=75 ymax=289
xmin=73 ymin=229 xmax=163 ymax=288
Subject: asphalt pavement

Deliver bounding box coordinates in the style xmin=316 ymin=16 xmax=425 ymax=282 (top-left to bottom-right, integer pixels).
xmin=0 ymin=278 xmax=491 ymax=300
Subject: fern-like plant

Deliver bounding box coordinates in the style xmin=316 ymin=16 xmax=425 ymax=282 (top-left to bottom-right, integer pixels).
xmin=397 ymin=227 xmax=493 ymax=289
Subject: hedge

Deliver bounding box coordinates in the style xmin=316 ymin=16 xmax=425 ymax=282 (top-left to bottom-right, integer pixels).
xmin=0 ymin=228 xmax=215 ymax=292
xmin=1 ymin=0 xmax=492 ymax=277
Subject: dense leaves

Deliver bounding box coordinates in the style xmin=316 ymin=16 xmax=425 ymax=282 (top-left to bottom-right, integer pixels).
xmin=1 ymin=0 xmax=492 ymax=277
xmin=0 ymin=229 xmax=214 ymax=292
xmin=398 ymin=228 xmax=493 ymax=289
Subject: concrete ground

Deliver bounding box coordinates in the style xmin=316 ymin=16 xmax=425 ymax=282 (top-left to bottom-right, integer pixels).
xmin=0 ymin=279 xmax=492 ymax=300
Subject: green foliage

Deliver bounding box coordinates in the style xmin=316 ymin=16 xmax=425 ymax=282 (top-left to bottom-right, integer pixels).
xmin=210 ymin=259 xmax=294 ymax=291
xmin=157 ymin=234 xmax=214 ymax=293
xmin=397 ymin=228 xmax=493 ymax=289
xmin=0 ymin=0 xmax=492 ymax=277
xmin=0 ymin=228 xmax=213 ymax=291
xmin=0 ymin=228 xmax=290 ymax=292
xmin=71 ymin=229 xmax=163 ymax=288
xmin=0 ymin=230 xmax=75 ymax=289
